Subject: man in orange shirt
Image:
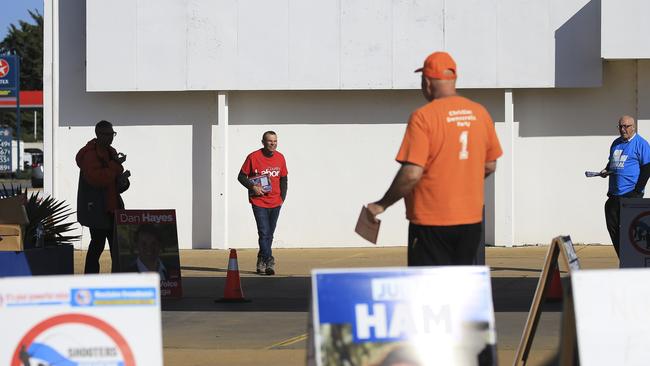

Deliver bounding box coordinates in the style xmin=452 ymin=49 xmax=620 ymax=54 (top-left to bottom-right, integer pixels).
xmin=367 ymin=52 xmax=503 ymax=266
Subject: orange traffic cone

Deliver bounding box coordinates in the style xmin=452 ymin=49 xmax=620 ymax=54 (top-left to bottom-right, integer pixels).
xmin=216 ymin=249 xmax=251 ymax=303
xmin=546 ymin=266 xmax=563 ymax=302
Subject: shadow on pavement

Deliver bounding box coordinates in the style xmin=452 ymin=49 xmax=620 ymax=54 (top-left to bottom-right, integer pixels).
xmin=491 ymin=266 xmax=543 ymax=273
xmin=492 ymin=277 xmax=563 ymax=312
xmin=163 ymin=276 xmax=310 ymax=312
xmin=181 ymin=265 xmax=258 ymax=275
xmin=162 ymin=276 xmax=562 ymax=313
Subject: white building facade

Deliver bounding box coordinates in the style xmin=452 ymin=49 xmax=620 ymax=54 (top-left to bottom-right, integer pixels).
xmin=45 ymin=0 xmax=650 ymax=249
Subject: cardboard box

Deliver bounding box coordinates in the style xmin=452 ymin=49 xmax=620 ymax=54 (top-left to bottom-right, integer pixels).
xmin=0 ymin=196 xmax=28 ymax=251
xmin=0 ymin=195 xmax=29 ymax=225
xmin=0 ymin=224 xmax=23 ymax=251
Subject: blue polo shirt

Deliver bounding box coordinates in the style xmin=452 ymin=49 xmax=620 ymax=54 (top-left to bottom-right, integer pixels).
xmin=608 ymin=134 xmax=650 ymax=195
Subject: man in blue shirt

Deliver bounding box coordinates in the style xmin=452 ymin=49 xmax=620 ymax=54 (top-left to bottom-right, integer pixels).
xmin=601 ymin=115 xmax=650 ymax=258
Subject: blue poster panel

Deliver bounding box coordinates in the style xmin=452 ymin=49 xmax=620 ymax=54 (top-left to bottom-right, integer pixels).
xmin=0 ymin=127 xmax=12 ymax=173
xmin=312 ymin=266 xmax=497 ymax=366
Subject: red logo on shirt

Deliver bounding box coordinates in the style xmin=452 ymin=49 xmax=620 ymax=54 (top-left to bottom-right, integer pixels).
xmin=261 ymin=168 xmax=281 ymax=177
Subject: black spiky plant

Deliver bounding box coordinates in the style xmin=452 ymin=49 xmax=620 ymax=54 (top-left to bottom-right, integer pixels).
xmin=0 ymin=184 xmax=79 ymax=248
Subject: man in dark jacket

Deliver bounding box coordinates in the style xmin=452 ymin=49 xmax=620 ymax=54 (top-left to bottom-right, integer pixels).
xmin=76 ymin=120 xmax=130 ymax=273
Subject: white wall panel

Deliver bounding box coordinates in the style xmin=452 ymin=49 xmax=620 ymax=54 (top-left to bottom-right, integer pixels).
xmin=237 ymin=0 xmax=289 ymax=89
xmin=86 ymin=0 xmax=608 ymax=90
xmin=226 ymin=90 xmax=415 ymax=247
xmin=392 ymin=0 xmax=444 ymax=89
xmin=224 ymin=90 xmax=503 ymax=247
xmin=57 ymin=126 xmax=194 ymax=251
xmin=497 ymin=0 xmax=552 ymax=87
xmin=136 ymin=0 xmax=187 ymax=90
xmin=86 ymin=0 xmax=136 ymax=91
xmin=602 ymin=0 xmax=650 ymax=59
xmin=63 ymin=1 xmax=650 ymax=250
xmin=187 ymin=0 xmax=219 ymax=89
xmin=58 ymin=0 xmax=217 ymax=251
xmin=340 ymin=0 xmax=392 ymax=89
xmin=513 ymin=134 xmax=613 ymax=244
xmin=639 ymin=61 xmax=650 ymax=121
xmin=288 ymin=0 xmax=340 ymax=89
xmin=227 ymin=90 xmax=424 ymax=124
xmin=513 ymin=61 xmax=636 ymax=244
xmin=228 ymin=124 xmax=409 ymax=247
xmin=638 ymin=61 xmax=650 ymax=136
xmin=213 ymin=0 xmax=239 ymax=89
xmin=550 ymin=0 xmax=601 ymax=87
xmin=445 ymin=0 xmax=498 ymax=88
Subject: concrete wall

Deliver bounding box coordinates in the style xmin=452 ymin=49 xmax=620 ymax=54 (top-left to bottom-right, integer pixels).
xmin=222 ymin=90 xmax=503 ymax=248
xmin=54 ymin=0 xmax=216 ymax=249
xmin=601 ymin=0 xmax=650 ymax=59
xmin=513 ymin=60 xmax=650 ymax=244
xmin=86 ymin=0 xmax=602 ymax=91
xmin=50 ymin=0 xmax=650 ymax=250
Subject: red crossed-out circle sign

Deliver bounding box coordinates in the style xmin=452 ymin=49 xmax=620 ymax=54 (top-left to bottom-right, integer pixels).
xmin=628 ymin=211 xmax=650 ymax=256
xmin=11 ymin=313 xmax=136 ymax=366
xmin=0 ymin=59 xmax=9 ymax=78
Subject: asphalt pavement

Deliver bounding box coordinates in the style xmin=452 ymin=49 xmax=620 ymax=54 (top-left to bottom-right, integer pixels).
xmin=74 ymin=244 xmax=619 ymax=366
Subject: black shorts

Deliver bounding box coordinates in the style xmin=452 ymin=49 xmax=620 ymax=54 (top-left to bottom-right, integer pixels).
xmin=407 ymin=222 xmax=482 ymax=266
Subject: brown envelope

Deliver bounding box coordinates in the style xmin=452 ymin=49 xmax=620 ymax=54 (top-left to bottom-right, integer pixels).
xmin=355 ymin=206 xmax=380 ymax=244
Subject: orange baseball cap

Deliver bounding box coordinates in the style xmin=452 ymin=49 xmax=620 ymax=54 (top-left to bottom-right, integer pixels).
xmin=414 ymin=52 xmax=457 ymax=80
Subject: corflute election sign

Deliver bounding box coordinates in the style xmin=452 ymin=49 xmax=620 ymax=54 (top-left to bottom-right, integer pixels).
xmin=0 ymin=273 xmax=163 ymax=365
xmin=311 ymin=266 xmax=497 ymax=366
xmin=11 ymin=313 xmax=135 ymax=365
xmin=114 ymin=209 xmax=183 ymax=298
xmin=619 ymin=199 xmax=650 ymax=267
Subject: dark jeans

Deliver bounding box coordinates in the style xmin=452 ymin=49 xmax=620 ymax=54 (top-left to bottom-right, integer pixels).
xmin=252 ymin=205 xmax=282 ymax=260
xmin=407 ymin=222 xmax=482 ymax=266
xmin=85 ymin=226 xmax=117 ymax=274
xmin=605 ymin=196 xmax=622 ymax=258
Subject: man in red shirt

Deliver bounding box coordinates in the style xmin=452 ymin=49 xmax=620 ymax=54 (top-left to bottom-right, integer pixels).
xmin=238 ymin=131 xmax=288 ymax=275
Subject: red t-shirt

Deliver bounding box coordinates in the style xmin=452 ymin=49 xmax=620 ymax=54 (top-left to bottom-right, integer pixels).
xmin=240 ymin=149 xmax=288 ymax=208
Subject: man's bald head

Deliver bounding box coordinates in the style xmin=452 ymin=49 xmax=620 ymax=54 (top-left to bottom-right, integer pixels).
xmin=620 ymin=115 xmax=636 ymax=126
xmin=618 ymin=115 xmax=637 ymax=140
xmin=421 ymin=70 xmax=457 ymax=102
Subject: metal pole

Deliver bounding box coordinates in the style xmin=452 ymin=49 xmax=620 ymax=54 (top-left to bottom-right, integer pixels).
xmin=15 ymin=55 xmax=21 ymax=171
xmin=34 ymin=110 xmax=37 ymax=140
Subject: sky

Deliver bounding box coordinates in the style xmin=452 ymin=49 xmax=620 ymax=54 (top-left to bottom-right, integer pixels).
xmin=0 ymin=0 xmax=43 ymax=40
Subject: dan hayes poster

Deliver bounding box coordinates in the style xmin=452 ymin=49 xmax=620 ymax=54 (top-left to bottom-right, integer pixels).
xmin=312 ymin=267 xmax=497 ymax=366
xmin=0 ymin=273 xmax=162 ymax=365
xmin=115 ymin=209 xmax=182 ymax=298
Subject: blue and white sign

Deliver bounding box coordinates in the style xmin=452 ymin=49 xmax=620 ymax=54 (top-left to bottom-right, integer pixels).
xmin=0 ymin=127 xmax=11 ymax=173
xmin=0 ymin=273 xmax=163 ymax=365
xmin=312 ymin=266 xmax=497 ymax=366
xmin=71 ymin=287 xmax=157 ymax=307
xmin=0 ymin=55 xmax=19 ymax=173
